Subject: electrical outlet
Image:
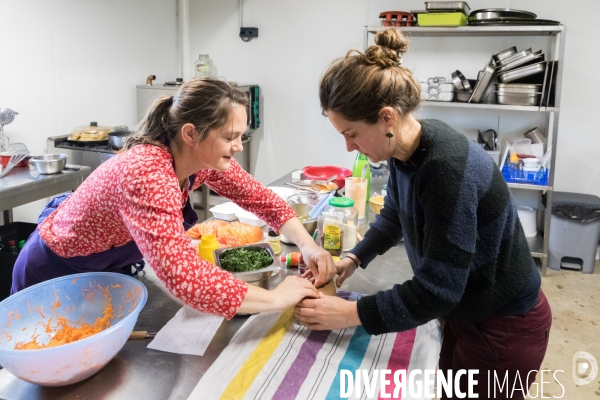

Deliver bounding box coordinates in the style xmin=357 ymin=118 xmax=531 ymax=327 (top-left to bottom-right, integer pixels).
xmin=239 ymin=27 xmax=259 ymax=40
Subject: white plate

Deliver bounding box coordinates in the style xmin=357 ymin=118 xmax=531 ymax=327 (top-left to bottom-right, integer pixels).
xmin=267 ymin=186 xmax=295 ymax=200
xmin=235 ymin=210 xmax=266 ymax=227
xmin=209 ymin=202 xmax=244 ymax=221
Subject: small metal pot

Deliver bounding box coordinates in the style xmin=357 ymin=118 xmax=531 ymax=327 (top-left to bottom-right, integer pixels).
xmin=108 ymin=131 xmax=131 ymax=150
xmin=30 ymin=154 xmax=68 ymax=174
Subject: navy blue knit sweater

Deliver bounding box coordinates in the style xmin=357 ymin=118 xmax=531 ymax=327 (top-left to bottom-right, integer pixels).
xmin=352 ymin=119 xmax=537 ymax=335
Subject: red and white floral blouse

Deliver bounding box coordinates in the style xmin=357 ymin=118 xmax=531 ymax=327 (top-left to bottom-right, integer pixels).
xmin=39 ymin=144 xmax=296 ymax=319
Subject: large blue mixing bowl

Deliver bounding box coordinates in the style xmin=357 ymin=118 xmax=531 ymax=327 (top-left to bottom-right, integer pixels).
xmin=0 ymin=272 xmax=147 ymax=386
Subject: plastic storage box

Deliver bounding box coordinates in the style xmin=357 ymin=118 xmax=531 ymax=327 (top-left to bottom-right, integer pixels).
xmin=417 ymin=12 xmax=467 ymax=26
xmin=0 ymin=222 xmax=37 ymax=301
xmin=502 ymin=164 xmax=548 ymax=186
xmin=543 ymin=192 xmax=600 ymax=273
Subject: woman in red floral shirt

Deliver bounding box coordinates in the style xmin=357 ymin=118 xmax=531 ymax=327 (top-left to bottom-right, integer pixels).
xmin=12 ymin=79 xmax=334 ymax=319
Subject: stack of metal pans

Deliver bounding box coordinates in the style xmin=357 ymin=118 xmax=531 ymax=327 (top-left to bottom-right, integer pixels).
xmin=468 ymin=8 xmax=559 ymax=25
xmin=495 ymin=83 xmax=543 ymax=106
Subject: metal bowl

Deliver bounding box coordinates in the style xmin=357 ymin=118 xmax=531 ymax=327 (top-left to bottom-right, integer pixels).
xmin=287 ymin=192 xmax=327 ymax=206
xmin=281 ymin=203 xmax=317 ymax=243
xmin=30 ymin=154 xmax=68 ymax=174
xmin=213 ymin=243 xmax=278 ymax=289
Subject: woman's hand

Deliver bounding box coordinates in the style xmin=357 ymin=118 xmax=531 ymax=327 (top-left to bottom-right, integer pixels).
xmin=334 ymin=255 xmax=359 ymax=288
xmin=299 ymin=243 xmax=336 ymax=288
xmin=238 ymin=276 xmax=318 ymax=314
xmin=271 ymin=276 xmax=319 ymax=310
xmin=295 ymin=293 xmax=361 ymax=331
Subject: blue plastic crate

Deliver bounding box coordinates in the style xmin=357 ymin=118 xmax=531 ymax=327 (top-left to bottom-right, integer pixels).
xmin=502 ymin=164 xmax=549 ymax=186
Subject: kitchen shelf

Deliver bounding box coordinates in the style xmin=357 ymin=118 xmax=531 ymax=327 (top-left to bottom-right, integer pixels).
xmin=365 ymin=25 xmax=564 ymax=39
xmin=527 ymin=234 xmax=546 ymax=259
xmin=507 ymin=183 xmax=551 ymax=191
xmin=420 ymin=101 xmax=558 ymax=113
xmin=364 ymin=24 xmax=566 ymax=276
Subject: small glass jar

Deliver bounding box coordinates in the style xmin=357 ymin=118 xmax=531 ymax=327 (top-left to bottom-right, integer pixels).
xmin=317 ymin=197 xmax=358 ymax=256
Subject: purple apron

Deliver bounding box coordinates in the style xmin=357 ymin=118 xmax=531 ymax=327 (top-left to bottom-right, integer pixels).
xmin=11 ymin=175 xmax=199 ymax=294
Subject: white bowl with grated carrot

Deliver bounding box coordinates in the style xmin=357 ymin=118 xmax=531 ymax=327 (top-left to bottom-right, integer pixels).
xmin=0 ymin=272 xmax=147 ymax=386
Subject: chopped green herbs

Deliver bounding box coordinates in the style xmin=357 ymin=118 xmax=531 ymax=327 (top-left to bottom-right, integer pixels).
xmin=219 ymin=248 xmax=273 ymax=272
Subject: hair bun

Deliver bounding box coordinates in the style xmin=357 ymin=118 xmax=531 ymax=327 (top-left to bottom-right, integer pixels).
xmin=364 ymin=28 xmax=410 ymax=68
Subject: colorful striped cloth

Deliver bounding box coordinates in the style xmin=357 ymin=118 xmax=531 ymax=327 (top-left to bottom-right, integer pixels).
xmin=188 ymin=292 xmax=442 ymax=400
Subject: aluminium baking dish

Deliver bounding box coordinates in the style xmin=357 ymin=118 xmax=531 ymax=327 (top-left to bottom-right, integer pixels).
xmin=498 ymin=61 xmax=546 ymax=83
xmin=425 ymin=1 xmax=471 ymax=15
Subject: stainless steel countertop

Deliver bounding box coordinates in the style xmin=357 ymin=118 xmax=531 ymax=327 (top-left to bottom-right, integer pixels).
xmin=0 ymin=170 xmax=408 ymax=400
xmin=0 ymin=165 xmax=91 ymax=212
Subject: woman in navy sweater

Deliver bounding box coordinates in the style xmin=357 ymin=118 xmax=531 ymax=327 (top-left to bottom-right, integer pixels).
xmin=295 ymin=28 xmax=552 ymax=399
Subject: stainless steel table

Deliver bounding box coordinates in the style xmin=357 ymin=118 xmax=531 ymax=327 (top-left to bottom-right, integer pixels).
xmin=0 ymin=171 xmax=408 ymax=400
xmin=0 ymin=165 xmax=91 ymax=224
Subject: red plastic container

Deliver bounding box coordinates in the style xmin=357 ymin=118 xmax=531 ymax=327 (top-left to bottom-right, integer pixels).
xmin=0 ymin=152 xmax=30 ymax=168
xmin=302 ymin=166 xmax=352 ymax=190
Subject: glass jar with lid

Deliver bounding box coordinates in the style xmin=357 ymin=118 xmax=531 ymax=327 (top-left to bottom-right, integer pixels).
xmin=317 ymin=197 xmax=358 ymax=256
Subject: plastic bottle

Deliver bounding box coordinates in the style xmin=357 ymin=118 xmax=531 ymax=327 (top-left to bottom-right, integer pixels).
xmin=280 ymin=252 xmax=303 ymax=267
xmin=194 ymin=54 xmax=211 ymax=78
xmin=352 ymin=153 xmax=371 ymax=201
xmin=198 ymin=234 xmax=220 ymax=264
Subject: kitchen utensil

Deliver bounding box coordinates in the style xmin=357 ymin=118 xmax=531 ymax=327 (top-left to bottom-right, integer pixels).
xmin=286 ymin=193 xmax=325 ymax=206
xmin=0 ymin=272 xmax=148 ymax=386
xmin=455 ymin=90 xmax=472 ymax=102
xmin=0 ymin=153 xmax=29 ymax=178
xmin=495 ymin=83 xmax=543 ymax=94
xmin=480 ymin=129 xmax=498 ymax=151
xmin=369 ymin=195 xmax=385 ymax=215
xmin=513 ymin=138 xmax=534 ymax=157
xmin=291 ymin=179 xmax=338 ymax=192
xmin=424 ymin=1 xmax=470 ymax=15
xmin=308 ymin=190 xmax=336 ymax=219
xmin=420 ymin=77 xmax=456 ymax=101
xmin=302 ymin=166 xmax=352 ymax=190
xmin=469 ymin=60 xmax=495 ymax=103
xmin=361 ymin=163 xmax=368 ymax=180
xmin=498 ymin=61 xmax=546 ymax=83
xmin=378 ymin=11 xmax=417 ymax=27
xmin=495 ymin=48 xmax=532 ymax=67
xmin=283 ymin=182 xmax=321 ymax=194
xmin=0 ymin=108 xmax=18 ymax=152
xmin=325 ymin=174 xmax=337 ymax=183
xmin=281 ymin=203 xmax=318 ymax=243
xmin=0 ymin=151 xmax=29 ymax=167
xmin=68 ymin=121 xmax=113 ymax=143
xmin=468 ymin=8 xmax=537 ymax=21
xmin=496 ymin=50 xmax=544 ymax=73
xmin=128 ymin=331 xmax=157 ymax=340
xmin=469 ymin=18 xmax=559 ymax=26
xmin=108 ymin=130 xmax=131 ymax=150
xmin=9 ymin=142 xmax=29 ymax=153
xmin=523 ymin=127 xmax=546 ymax=146
xmin=29 ymin=154 xmax=68 ymax=175
xmin=496 ymin=91 xmax=541 ymax=106
xmin=451 ymin=70 xmax=471 ymax=91
xmin=492 ymin=47 xmax=517 ymax=65
xmin=213 ymin=243 xmax=279 ymax=289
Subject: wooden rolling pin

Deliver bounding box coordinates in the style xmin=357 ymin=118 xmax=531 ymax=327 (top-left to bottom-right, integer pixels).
xmin=128 ymin=331 xmax=156 ymax=340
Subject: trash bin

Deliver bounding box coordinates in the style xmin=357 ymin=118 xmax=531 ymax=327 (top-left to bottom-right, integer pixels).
xmin=543 ymin=192 xmax=600 ymax=273
xmin=0 ymin=222 xmax=37 ymax=301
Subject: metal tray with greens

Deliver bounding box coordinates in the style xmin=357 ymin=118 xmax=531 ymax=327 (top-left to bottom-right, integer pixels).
xmin=214 ymin=243 xmax=277 ymax=274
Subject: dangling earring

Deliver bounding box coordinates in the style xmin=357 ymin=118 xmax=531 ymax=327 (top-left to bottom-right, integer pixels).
xmin=386 ymin=132 xmax=394 ymax=147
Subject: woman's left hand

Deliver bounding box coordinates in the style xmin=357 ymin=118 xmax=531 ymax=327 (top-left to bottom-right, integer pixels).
xmin=295 ymin=293 xmax=361 ymax=331
xmin=299 ymin=243 xmax=336 ymax=288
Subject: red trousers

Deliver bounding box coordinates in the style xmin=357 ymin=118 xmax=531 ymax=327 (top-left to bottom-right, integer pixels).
xmin=439 ymin=289 xmax=552 ymax=399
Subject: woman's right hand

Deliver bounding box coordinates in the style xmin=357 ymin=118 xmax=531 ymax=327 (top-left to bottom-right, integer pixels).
xmin=271 ymin=276 xmax=319 ymax=310
xmin=335 ymin=256 xmax=359 ymax=288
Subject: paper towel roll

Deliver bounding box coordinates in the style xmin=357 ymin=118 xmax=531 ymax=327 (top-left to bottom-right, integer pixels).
xmin=517 ymin=206 xmax=537 ymax=238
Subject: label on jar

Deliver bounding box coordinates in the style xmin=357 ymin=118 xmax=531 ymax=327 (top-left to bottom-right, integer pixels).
xmin=323 ymin=225 xmax=341 ymax=251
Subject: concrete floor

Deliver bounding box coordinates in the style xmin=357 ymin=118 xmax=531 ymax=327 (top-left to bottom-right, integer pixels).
xmin=340 ymin=242 xmax=600 ymax=399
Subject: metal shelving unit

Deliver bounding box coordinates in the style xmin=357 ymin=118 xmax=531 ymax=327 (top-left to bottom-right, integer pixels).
xmin=364 ymin=25 xmax=566 ymax=276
